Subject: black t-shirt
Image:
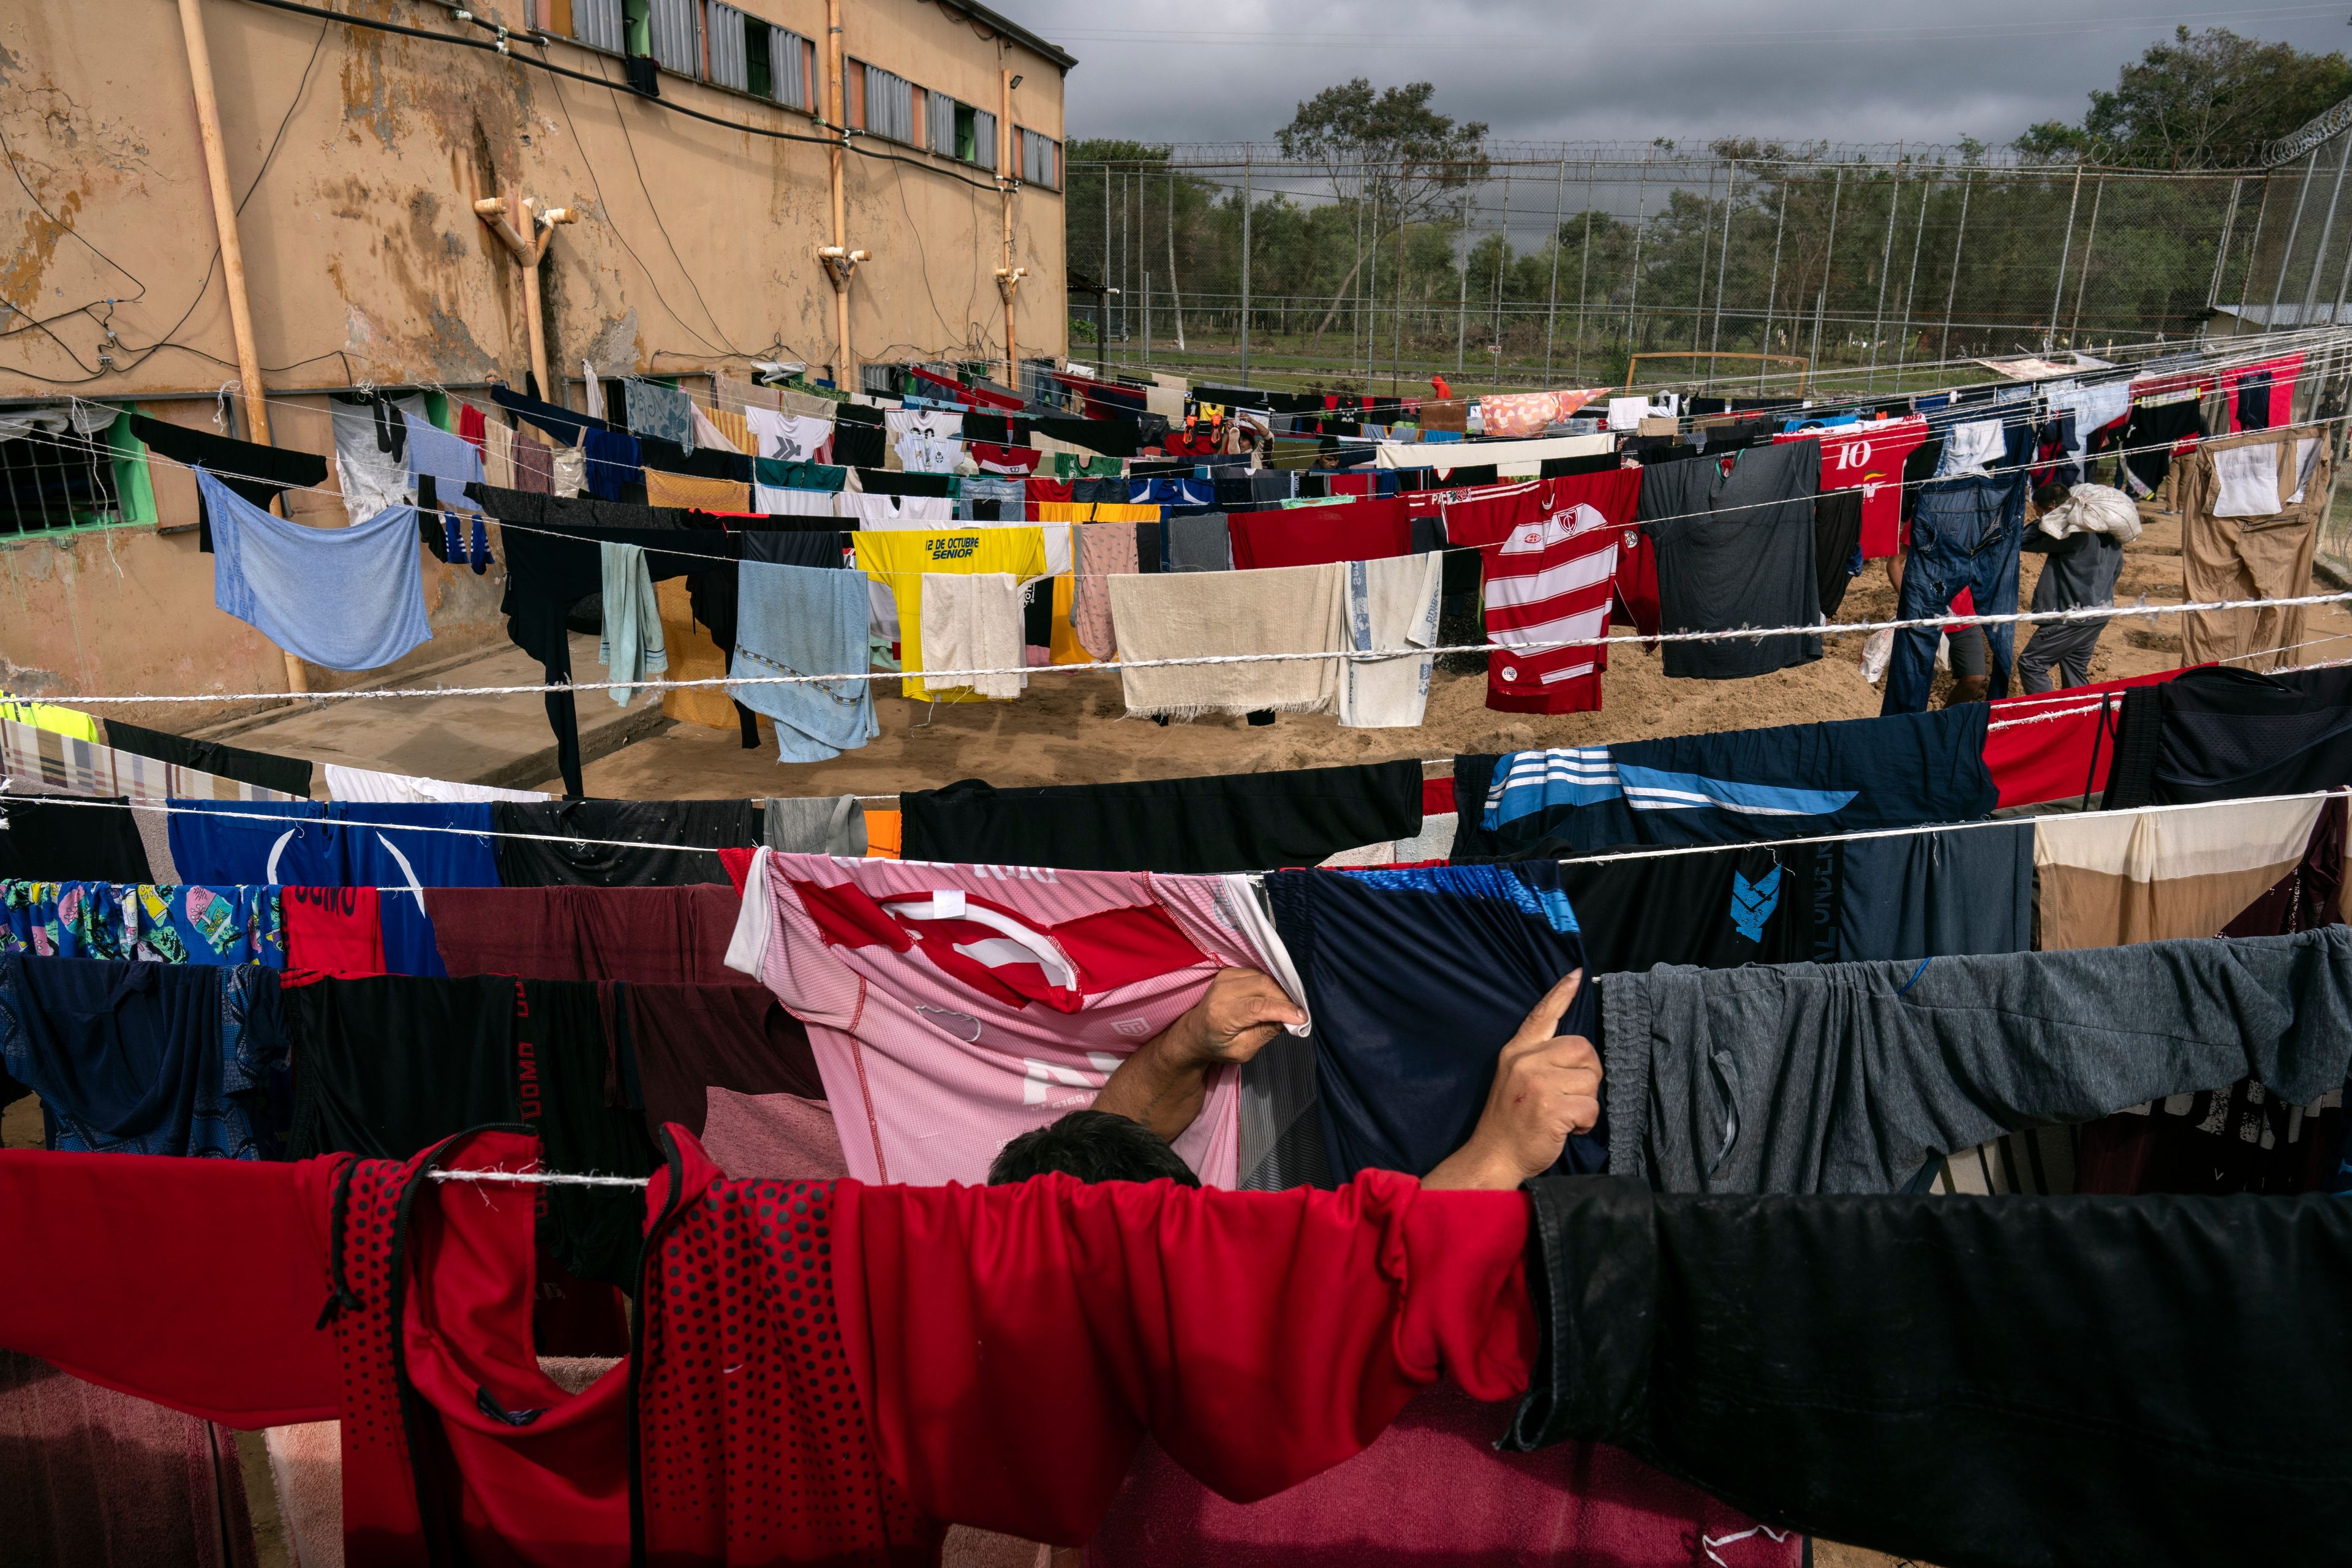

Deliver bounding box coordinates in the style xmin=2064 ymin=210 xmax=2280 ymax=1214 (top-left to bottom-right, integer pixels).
xmin=0 ymin=796 xmax=151 ymax=881
xmin=1640 ymin=441 xmax=1822 ymax=679
xmin=491 ymin=799 xmax=761 ymax=886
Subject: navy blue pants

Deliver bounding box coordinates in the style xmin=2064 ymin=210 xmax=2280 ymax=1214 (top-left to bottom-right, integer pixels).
xmin=1882 ymin=475 xmax=2026 ymax=715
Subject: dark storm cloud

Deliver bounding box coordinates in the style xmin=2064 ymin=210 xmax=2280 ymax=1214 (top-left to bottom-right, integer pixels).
xmin=1013 ymin=1 xmax=2350 ymax=149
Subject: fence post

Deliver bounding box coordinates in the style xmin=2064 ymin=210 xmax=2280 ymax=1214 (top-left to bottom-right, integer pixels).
xmin=2045 ymin=159 xmax=2083 ymax=352
xmin=1392 ymin=157 xmax=1406 ymax=397
xmin=1808 ymin=166 xmax=1842 ymax=378
xmin=1939 ymin=167 xmax=1972 ymax=362
xmin=1708 ymin=160 xmax=1738 ymax=388
xmin=2067 ymin=175 xmax=2105 ymax=344
xmin=2200 ymin=176 xmax=2244 ymax=343
xmin=1760 ymin=165 xmax=1788 ymax=392
xmin=1239 ymin=151 xmax=1252 ymax=385
xmin=1893 ymin=168 xmax=1934 ymax=389
xmin=1102 ymin=164 xmax=1112 ymax=356
xmin=1363 ymin=156 xmax=1379 ymax=391
xmin=1455 ymin=194 xmax=1471 ymax=380
xmin=1867 ymin=152 xmax=1904 ymax=390
xmin=2234 ymin=175 xmax=2272 ymax=331
xmin=1491 ymin=165 xmax=1512 ymax=393
xmin=1574 ymin=160 xmax=1594 ymax=379
xmin=1166 ymin=166 xmax=1186 ymax=352
xmin=1691 ymin=158 xmax=1718 ymax=362
xmin=2266 ymin=151 xmax=2320 ymax=332
xmin=1626 ymin=153 xmax=1651 ymax=364
xmin=2297 ymin=132 xmax=2352 ymax=327
xmin=1121 ymin=167 xmax=1131 ymax=355
xmin=1544 ymin=156 xmax=1567 ymax=386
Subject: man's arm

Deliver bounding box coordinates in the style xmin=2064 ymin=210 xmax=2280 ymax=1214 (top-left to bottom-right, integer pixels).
xmin=1091 ymin=968 xmax=1305 ymax=1142
xmin=1423 ymin=969 xmax=1602 ymax=1191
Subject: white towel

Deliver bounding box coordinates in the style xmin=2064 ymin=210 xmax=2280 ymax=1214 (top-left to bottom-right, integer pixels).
xmin=1336 ymin=552 xmax=1444 ymax=728
xmin=1106 ymin=562 xmax=1346 ymax=720
xmin=2212 ymin=444 xmax=2285 ymax=518
xmin=919 ymin=571 xmax=1026 ymax=699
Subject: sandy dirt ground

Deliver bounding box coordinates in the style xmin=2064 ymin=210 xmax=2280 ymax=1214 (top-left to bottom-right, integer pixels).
xmin=552 ymin=507 xmax=2352 ymax=799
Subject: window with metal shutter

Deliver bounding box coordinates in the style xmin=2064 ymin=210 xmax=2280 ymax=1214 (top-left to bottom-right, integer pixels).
xmin=970 ymin=108 xmax=997 ymax=167
xmin=706 ymin=1 xmax=747 ymax=89
xmin=926 ymin=91 xmax=957 ymax=157
xmin=1020 ymin=129 xmax=1058 ymax=189
xmin=862 ymin=64 xmax=913 ymax=143
xmin=769 ymin=28 xmax=809 ymax=108
xmin=647 ymin=0 xmax=701 ymax=76
xmin=571 ymin=0 xmax=625 ymax=53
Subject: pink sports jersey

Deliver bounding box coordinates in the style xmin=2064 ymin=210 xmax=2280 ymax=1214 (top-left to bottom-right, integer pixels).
xmin=726 ymin=850 xmax=1310 ymax=1188
xmin=1461 ymin=470 xmax=1641 ymax=715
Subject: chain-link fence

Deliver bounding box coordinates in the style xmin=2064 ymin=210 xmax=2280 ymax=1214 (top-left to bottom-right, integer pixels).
xmin=1066 ymin=139 xmax=2290 ymax=399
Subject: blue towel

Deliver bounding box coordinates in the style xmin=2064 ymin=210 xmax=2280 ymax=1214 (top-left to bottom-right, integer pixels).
xmin=402 ymin=410 xmax=484 ymax=512
xmin=202 ymin=470 xmax=431 ymax=671
xmin=731 ymin=561 xmax=878 ymax=762
xmin=625 ymin=379 xmax=694 ymax=447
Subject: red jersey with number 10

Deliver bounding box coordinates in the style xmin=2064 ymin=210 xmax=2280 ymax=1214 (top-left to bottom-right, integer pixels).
xmin=1777 ymin=417 xmax=1926 ymax=559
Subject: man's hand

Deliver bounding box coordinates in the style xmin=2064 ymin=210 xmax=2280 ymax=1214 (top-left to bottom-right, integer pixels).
xmin=1423 ymin=970 xmax=1601 ymax=1191
xmin=1152 ymin=968 xmax=1307 ymax=1071
xmin=1091 ymin=968 xmax=1305 ymax=1142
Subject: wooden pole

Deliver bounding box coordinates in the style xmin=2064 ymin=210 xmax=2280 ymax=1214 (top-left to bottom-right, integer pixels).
xmin=175 ymin=0 xmax=307 ymax=696
xmin=826 ymin=0 xmax=853 ymax=386
xmin=1000 ymin=66 xmax=1018 ymax=387
xmin=473 ymin=184 xmax=576 ymax=401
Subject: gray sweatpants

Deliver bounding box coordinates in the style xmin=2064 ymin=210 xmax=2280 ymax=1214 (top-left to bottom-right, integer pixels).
xmin=2015 ymin=616 xmax=2109 ymax=692
xmin=1597 ymin=928 xmax=2352 ymax=1194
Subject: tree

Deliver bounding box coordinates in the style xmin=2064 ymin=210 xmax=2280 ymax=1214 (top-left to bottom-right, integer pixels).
xmin=2016 ymin=26 xmax=2352 ymax=168
xmin=1277 ymin=80 xmax=1490 ymax=345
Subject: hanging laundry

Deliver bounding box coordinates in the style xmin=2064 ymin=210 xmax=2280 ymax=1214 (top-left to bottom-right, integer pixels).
xmin=1882 ymin=467 xmax=2030 ymax=716
xmin=744 ymin=407 xmax=834 ymax=463
xmin=1507 ymin=1175 xmax=2352 ymax=1567
xmin=323 ymin=762 xmax=549 ymax=804
xmin=1773 ymin=416 xmax=1926 ymax=559
xmin=0 ymin=954 xmax=285 ymax=1156
xmin=0 ymin=796 xmax=152 ymax=883
xmin=842 ymin=489 xmax=955 ymax=529
xmin=1597 ymin=927 xmax=2352 ymax=1194
xmin=763 ymin=794 xmax=866 ymax=856
xmin=488 ymin=799 xmax=759 ymax=886
xmin=2035 ymin=794 xmax=2333 ymax=949
xmin=200 ymin=471 xmax=431 ymax=671
xmin=918 ymin=571 xmax=1027 ymax=700
xmin=401 ymin=409 xmax=484 ymax=513
xmin=727 ymin=849 xmax=1308 ymax=1187
xmin=0 ymin=1126 xmax=1534 ymax=1560
xmin=549 ymin=443 xmax=588 ymax=497
xmin=1267 ymin=864 xmax=1599 ymax=1183
xmin=1335 ymin=552 xmax=1442 ymax=728
xmin=898 ymin=760 xmax=1422 ymax=875
xmin=687 ymin=401 xmax=739 ymax=454
xmin=1163 ymin=511 xmax=1232 ymax=573
xmin=0 ymin=881 xmax=282 ymax=966
xmin=581 ymin=361 xmax=606 ymax=420
xmin=1833 ymin=822 xmax=2034 ymax=962
xmin=424 ymin=884 xmax=755 ymax=986
xmin=971 ymin=440 xmax=1041 ymax=475
xmin=1227 ymin=496 xmax=1411 ymax=570
xmin=2102 ymin=664 xmax=2352 ymax=808
xmin=621 ymin=980 xmax=823 ymax=1145
xmin=1455 ymin=703 xmax=1997 ymax=856
xmin=643 ymin=469 xmax=750 ymax=511
xmin=281 ymin=884 xmax=384 ymax=978
xmin=330 ymin=392 xmax=426 ymax=524
xmin=104 ymin=719 xmax=315 ymax=799
xmin=481 ymin=412 xmax=515 ymax=489
xmin=729 ymin=560 xmax=877 ymax=761
xmin=596 ymin=540 xmax=668 ymax=706
xmin=1640 ymin=442 xmax=1821 ymax=680
xmin=284 ymin=976 xmax=658 ymax=1289
xmin=580 ymin=427 xmax=641 ymax=500
xmin=2119 ymin=388 xmax=2205 ymax=498
xmin=1069 ymin=520 xmax=1139 ymax=658
xmin=2179 ymin=424 xmax=2329 ymax=668
xmin=1107 ymin=561 xmax=1347 ymax=720
xmin=1983 ymin=669 xmax=2185 ymax=809
xmin=623 ymin=377 xmax=694 ymax=448
xmin=1471 ymin=470 xmax=1642 ymax=714
xmin=854 ymin=526 xmax=1047 ymax=701
xmin=127 ymin=413 xmax=328 ymax=549
xmin=1539 ymin=841 xmax=1831 ymax=972
xmin=886 ymin=407 xmax=965 ymax=473
xmin=0 ymin=696 xmax=98 ymax=741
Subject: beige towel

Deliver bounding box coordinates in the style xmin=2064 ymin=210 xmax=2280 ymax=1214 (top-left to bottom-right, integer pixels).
xmin=919 ymin=571 xmax=1027 ymax=699
xmin=1107 ymin=562 xmax=1346 ymax=720
xmin=715 ymin=371 xmax=782 ymax=414
xmin=1071 ymin=521 xmax=1138 ymax=658
xmin=481 ymin=418 xmax=514 ymax=490
xmin=1335 ymin=552 xmax=1444 ymax=728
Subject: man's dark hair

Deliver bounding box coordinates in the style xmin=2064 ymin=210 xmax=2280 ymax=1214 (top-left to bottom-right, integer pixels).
xmin=2033 ymin=481 xmax=2073 ymax=513
xmin=987 ymin=1109 xmax=1202 ymax=1187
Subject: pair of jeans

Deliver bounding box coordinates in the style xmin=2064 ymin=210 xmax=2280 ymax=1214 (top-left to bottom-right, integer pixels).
xmin=1505 ymin=1177 xmax=2352 ymax=1567
xmin=1881 ymin=473 xmax=2025 ymax=715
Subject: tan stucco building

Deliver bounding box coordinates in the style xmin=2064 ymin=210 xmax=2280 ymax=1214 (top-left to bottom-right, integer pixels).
xmin=0 ymin=0 xmax=1069 ymax=716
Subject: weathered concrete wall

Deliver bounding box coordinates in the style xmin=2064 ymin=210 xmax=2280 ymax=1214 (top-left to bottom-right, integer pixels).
xmin=0 ymin=0 xmax=1067 ymax=713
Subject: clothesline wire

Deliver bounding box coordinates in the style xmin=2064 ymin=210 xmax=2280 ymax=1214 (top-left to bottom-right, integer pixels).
xmin=36 ymin=586 xmax=2352 ymax=705
xmin=43 ymin=328 xmax=2345 ymax=506
xmin=29 ymin=399 xmax=2351 ymax=584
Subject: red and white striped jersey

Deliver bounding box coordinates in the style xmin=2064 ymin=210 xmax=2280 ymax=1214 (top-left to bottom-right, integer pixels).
xmin=1450 ymin=470 xmax=1641 ymax=715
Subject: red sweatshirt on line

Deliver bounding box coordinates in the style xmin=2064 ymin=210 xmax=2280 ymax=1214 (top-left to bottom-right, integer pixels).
xmin=0 ymin=1128 xmax=1534 ymax=1563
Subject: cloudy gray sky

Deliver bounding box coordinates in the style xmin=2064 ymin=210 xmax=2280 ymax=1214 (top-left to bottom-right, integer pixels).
xmin=1017 ymin=2 xmax=2348 ymax=149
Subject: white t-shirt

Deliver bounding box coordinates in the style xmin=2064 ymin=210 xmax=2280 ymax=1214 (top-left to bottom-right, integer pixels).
xmin=746 ymin=409 xmax=834 ymax=464
xmin=843 ymin=491 xmax=956 ymax=530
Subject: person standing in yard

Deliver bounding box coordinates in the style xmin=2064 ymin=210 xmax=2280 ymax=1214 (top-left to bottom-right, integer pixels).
xmin=2015 ymin=481 xmax=2141 ymax=693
